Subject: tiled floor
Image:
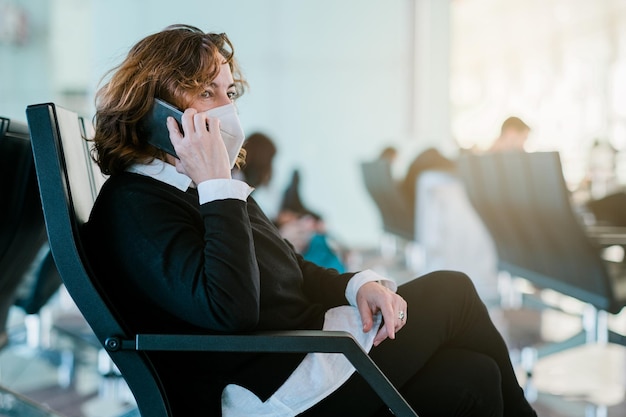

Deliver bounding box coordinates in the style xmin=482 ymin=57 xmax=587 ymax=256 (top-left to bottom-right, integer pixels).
xmin=1 ymin=249 xmax=626 ymax=417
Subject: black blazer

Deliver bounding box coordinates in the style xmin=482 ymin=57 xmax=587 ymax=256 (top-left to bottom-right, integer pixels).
xmin=84 ymin=172 xmax=355 ymax=416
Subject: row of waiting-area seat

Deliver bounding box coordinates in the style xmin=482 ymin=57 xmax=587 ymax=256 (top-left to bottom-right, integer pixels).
xmin=0 ymin=111 xmax=133 ymax=417
xmin=360 ymin=157 xmax=500 ymax=302
xmin=361 ymin=148 xmax=626 ymax=366
xmin=458 ymin=152 xmax=626 ymax=353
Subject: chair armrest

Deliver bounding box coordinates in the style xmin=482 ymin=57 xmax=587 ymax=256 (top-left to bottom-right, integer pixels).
xmin=107 ymin=330 xmax=418 ymax=417
xmin=586 ymin=226 xmax=626 ymax=245
xmin=134 ymin=330 xmax=357 ymax=352
xmin=585 ymin=225 xmax=626 ymax=234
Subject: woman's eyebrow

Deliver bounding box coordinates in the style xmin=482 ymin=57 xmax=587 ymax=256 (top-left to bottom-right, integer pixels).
xmin=208 ymin=82 xmax=236 ymax=89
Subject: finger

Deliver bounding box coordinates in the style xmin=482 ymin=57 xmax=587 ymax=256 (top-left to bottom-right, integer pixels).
xmin=357 ymin=299 xmax=374 ymax=332
xmin=402 ymin=301 xmax=408 ymax=326
xmin=373 ymin=325 xmax=388 ymax=347
xmin=181 ymin=108 xmax=198 ymax=136
xmin=193 ymin=111 xmax=209 ymax=134
xmin=166 ymin=117 xmax=183 ymax=145
xmin=174 ymin=158 xmax=187 ymax=176
xmin=394 ymin=299 xmax=407 ymax=332
xmin=380 ymin=301 xmax=396 ymax=340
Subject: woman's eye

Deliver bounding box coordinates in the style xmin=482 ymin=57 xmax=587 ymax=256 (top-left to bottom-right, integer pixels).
xmin=227 ymin=91 xmax=238 ymax=100
xmin=200 ymin=90 xmax=213 ymax=98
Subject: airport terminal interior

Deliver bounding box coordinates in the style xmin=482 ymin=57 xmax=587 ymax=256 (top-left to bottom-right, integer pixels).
xmin=3 ymin=0 xmax=626 ymax=416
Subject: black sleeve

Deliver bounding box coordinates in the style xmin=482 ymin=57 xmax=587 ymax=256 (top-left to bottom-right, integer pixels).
xmin=297 ymin=254 xmax=355 ymax=309
xmin=105 ymin=193 xmax=260 ymax=333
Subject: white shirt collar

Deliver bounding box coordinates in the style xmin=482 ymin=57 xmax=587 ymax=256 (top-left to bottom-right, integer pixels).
xmin=127 ymin=159 xmax=193 ymax=192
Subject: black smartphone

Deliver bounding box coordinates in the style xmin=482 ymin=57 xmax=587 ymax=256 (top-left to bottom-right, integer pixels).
xmin=138 ymin=98 xmax=182 ymax=158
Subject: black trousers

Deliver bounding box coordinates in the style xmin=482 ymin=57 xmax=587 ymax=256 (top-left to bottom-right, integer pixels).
xmin=299 ymin=271 xmax=537 ymax=417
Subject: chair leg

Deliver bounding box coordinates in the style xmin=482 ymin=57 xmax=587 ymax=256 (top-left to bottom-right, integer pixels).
xmin=521 ymin=303 xmax=626 ymax=379
xmin=521 ymin=330 xmax=589 ymax=375
xmin=24 ymin=314 xmax=41 ymax=349
xmin=596 ymin=310 xmax=609 ymax=345
xmin=497 ymin=271 xmax=525 ymax=310
xmin=57 ymin=349 xmax=76 ymax=389
xmin=586 ymin=404 xmax=607 ymax=417
xmin=582 ymin=304 xmax=608 ymax=344
xmin=404 ymin=241 xmax=424 ymax=273
xmin=97 ymin=349 xmax=133 ymax=403
xmin=583 ymin=304 xmax=598 ymax=344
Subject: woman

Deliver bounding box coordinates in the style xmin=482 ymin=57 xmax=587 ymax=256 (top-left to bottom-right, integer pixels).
xmin=84 ymin=24 xmax=536 ymax=417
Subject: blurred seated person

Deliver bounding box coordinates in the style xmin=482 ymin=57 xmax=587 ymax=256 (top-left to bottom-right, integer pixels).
xmin=236 ymin=134 xmax=346 ymax=272
xmin=487 ymin=116 xmax=530 ymax=153
xmin=401 ymin=147 xmax=456 ymax=214
xmin=278 ymin=170 xmax=346 ymax=273
xmin=233 ymin=132 xmax=276 ymax=188
xmin=398 ymin=121 xmax=530 ymax=223
xmin=399 ymin=115 xmax=530 ymax=213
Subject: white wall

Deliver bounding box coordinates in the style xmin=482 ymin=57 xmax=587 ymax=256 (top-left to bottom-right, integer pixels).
xmin=0 ymin=0 xmax=93 ymax=120
xmin=0 ymin=0 xmax=53 ymax=120
xmin=90 ymin=0 xmax=425 ymax=247
xmin=450 ymin=0 xmax=626 ymax=188
xmin=0 ymin=0 xmax=453 ymax=247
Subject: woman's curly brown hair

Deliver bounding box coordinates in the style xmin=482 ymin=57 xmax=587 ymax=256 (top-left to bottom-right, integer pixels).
xmin=92 ymin=24 xmax=247 ymax=175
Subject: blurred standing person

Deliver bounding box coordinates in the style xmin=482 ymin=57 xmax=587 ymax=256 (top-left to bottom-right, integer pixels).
xmin=401 ymin=147 xmax=456 ymax=214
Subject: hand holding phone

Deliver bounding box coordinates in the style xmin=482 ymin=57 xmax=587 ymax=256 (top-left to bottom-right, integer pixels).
xmin=139 ymin=98 xmax=245 ymax=169
xmin=169 ymin=111 xmax=232 ymax=183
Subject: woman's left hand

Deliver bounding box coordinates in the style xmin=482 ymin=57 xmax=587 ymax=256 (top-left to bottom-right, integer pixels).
xmin=356 ymin=282 xmax=407 ymax=347
xmin=167 ymin=109 xmax=231 ymax=184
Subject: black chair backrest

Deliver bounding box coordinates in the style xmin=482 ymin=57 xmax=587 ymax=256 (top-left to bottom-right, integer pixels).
xmin=458 ymin=151 xmax=620 ymax=313
xmin=361 ymin=160 xmax=415 ymax=240
xmin=0 ymin=117 xmax=46 ymax=290
xmin=26 ymin=103 xmax=172 ymax=417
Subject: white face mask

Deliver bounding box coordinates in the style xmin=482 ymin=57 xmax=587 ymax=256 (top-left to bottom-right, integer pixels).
xmin=204 ymin=103 xmax=245 ymax=168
